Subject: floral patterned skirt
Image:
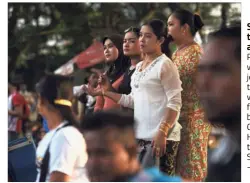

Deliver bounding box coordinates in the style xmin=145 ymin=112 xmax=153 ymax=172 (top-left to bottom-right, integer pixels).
xmin=137 ymin=139 xmax=179 ymax=176
xmin=176 ymin=110 xmax=211 ymax=181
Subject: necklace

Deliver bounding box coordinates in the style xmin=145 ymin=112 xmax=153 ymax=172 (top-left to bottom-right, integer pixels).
xmin=139 ymin=54 xmax=161 ymax=72
xmin=139 ymin=61 xmax=151 ymax=72
xmin=133 ymin=55 xmax=163 ymax=89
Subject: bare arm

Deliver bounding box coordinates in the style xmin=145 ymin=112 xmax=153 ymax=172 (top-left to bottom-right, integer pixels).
xmin=94 ymin=95 xmax=104 ymax=112
xmin=162 ymin=108 xmax=178 ymax=127
xmin=78 ymin=102 xmax=85 ymax=122
xmin=104 ymin=90 xmax=134 ymax=109
xmin=50 ymin=171 xmax=71 ymax=182
xmin=103 ymin=90 xmax=122 ymax=103
xmin=8 ymin=105 xmax=23 ymax=117
xmin=86 ymin=84 xmax=134 ymax=109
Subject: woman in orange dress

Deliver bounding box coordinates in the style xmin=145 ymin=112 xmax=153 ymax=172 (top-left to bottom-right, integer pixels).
xmin=167 ymin=9 xmax=211 ymax=181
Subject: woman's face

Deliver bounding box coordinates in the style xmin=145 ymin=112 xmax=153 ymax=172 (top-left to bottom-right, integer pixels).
xmin=167 ymin=14 xmax=185 ymax=42
xmin=139 ymin=25 xmax=160 ymax=54
xmin=123 ymin=32 xmax=140 ymax=57
xmin=103 ymin=39 xmax=119 ymax=63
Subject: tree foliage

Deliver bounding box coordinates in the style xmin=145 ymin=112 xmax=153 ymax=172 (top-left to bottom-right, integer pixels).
xmin=8 ymin=3 xmax=240 ymax=90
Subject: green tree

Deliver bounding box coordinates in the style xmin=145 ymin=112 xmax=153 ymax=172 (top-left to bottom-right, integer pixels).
xmin=8 ymin=3 xmax=240 ymax=90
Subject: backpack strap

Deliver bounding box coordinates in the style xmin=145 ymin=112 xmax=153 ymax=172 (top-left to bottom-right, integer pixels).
xmin=39 ymin=123 xmax=70 ymax=182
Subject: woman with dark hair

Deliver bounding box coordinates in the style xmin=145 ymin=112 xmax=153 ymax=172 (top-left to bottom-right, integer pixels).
xmin=94 ymin=34 xmax=130 ymax=111
xmin=167 ymin=9 xmax=211 ymax=181
xmin=35 ymin=74 xmax=88 ymax=182
xmin=94 ymin=27 xmax=141 ymax=95
xmin=118 ymin=27 xmax=141 ymax=94
xmin=77 ymin=30 xmax=140 ymax=113
xmin=86 ymin=19 xmax=182 ymax=175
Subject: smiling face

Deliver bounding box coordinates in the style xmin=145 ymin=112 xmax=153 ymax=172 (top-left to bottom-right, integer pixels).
xmin=103 ymin=39 xmax=119 ymax=63
xmin=123 ymin=32 xmax=140 ymax=57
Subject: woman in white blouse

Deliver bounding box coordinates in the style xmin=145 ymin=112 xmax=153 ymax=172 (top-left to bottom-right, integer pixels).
xmin=87 ymin=19 xmax=182 ymax=175
xmin=35 ymin=74 xmax=88 ymax=182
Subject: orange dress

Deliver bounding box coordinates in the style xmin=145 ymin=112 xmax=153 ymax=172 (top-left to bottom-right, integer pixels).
xmin=172 ymin=43 xmax=211 ymax=181
xmin=94 ymin=74 xmax=124 ymax=111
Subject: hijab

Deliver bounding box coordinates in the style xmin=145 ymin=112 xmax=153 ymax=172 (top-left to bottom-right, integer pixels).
xmin=102 ymin=34 xmax=130 ymax=84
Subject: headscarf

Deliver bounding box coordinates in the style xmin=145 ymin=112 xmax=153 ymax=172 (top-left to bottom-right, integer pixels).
xmin=102 ymin=34 xmax=130 ymax=84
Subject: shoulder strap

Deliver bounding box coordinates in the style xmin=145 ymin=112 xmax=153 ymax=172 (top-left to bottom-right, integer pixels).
xmin=39 ymin=123 xmax=70 ymax=182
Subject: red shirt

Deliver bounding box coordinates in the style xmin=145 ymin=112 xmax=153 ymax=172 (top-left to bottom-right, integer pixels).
xmin=10 ymin=92 xmax=28 ymax=133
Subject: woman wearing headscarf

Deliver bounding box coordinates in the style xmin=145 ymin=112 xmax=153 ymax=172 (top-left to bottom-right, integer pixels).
xmin=94 ymin=34 xmax=130 ymax=111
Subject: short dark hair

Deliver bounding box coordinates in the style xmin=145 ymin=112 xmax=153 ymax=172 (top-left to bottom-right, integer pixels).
xmin=81 ymin=109 xmax=135 ymax=131
xmin=81 ymin=110 xmax=137 ymax=157
xmin=36 ymin=73 xmax=80 ymax=129
xmin=208 ymin=26 xmax=241 ymax=61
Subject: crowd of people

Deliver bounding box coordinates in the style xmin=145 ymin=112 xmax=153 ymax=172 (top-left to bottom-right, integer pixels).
xmin=8 ymin=8 xmax=241 ymax=182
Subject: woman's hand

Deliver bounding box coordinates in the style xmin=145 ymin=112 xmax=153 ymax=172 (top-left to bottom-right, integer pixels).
xmin=91 ymin=68 xmax=112 ymax=91
xmin=152 ymin=131 xmax=167 ymax=157
xmin=99 ymin=73 xmax=112 ymax=91
xmin=84 ymin=85 xmax=103 ymax=97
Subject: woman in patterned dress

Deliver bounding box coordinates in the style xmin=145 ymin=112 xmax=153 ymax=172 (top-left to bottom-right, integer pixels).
xmin=167 ymin=9 xmax=211 ymax=181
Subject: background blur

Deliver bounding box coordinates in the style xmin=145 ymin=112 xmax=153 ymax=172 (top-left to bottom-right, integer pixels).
xmin=8 ymin=2 xmax=241 ymax=89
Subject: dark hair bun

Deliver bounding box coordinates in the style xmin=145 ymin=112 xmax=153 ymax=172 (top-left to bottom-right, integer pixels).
xmin=194 ymin=14 xmax=204 ymax=31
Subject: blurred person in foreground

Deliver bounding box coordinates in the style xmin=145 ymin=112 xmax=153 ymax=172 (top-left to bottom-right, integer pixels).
xmin=81 ymin=109 xmax=184 ymax=182
xmin=35 ymin=74 xmax=88 ymax=182
xmin=196 ymin=26 xmax=241 ymax=182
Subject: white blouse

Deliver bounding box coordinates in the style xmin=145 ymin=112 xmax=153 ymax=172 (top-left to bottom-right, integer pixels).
xmin=118 ymin=54 xmax=183 ymax=141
